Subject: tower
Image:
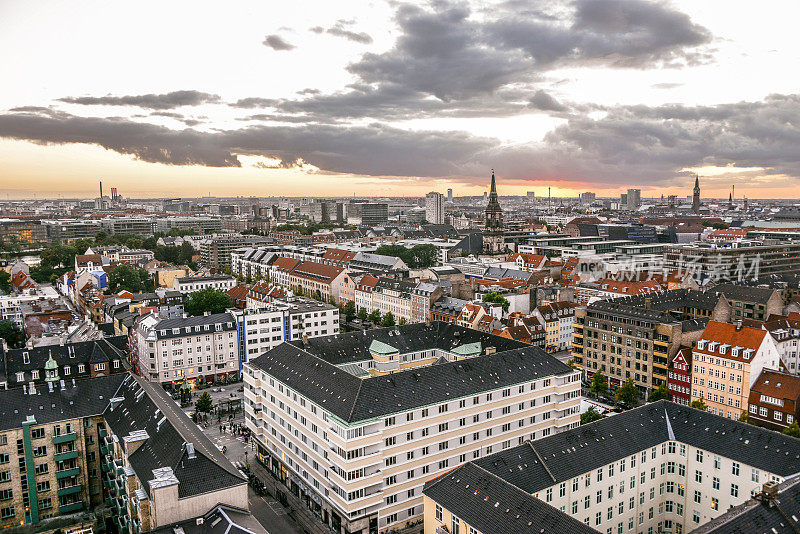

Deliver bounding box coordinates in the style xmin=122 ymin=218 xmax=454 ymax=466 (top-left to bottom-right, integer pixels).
xmin=692 ymin=174 xmax=701 ymax=214
xmin=483 ymin=170 xmax=505 ymax=254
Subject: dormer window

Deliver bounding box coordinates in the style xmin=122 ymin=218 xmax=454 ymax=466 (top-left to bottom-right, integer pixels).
xmin=78 ymin=364 xmax=85 ymax=373
xmin=720 ymin=345 xmax=728 ymax=355
xmin=731 ymin=347 xmax=740 ymax=357
xmin=22 ymin=352 xmax=29 ymax=364
xmin=64 ymin=366 xmax=71 ymax=375
xmin=697 ymin=340 xmax=707 ymax=350
xmin=31 ymin=370 xmax=39 ymax=380
xmin=16 ymin=372 xmax=24 ymax=382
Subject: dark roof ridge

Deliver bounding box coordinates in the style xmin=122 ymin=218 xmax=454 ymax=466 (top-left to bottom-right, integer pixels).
xmin=528 ymin=441 xmax=556 ymax=483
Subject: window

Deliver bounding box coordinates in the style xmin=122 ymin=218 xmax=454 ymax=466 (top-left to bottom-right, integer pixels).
xmin=731 ymin=484 xmax=739 ymax=498
xmin=30 ymin=428 xmax=45 ymax=439
xmin=711 ymin=497 xmax=719 ymax=510
xmin=732 ymin=462 xmax=740 ymax=476
xmin=0 ymin=506 xmax=13 ymax=519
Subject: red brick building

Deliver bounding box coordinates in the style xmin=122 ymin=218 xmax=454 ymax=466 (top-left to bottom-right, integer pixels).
xmin=668 ymin=347 xmax=692 ymax=405
xmin=747 ymin=369 xmax=800 ymax=431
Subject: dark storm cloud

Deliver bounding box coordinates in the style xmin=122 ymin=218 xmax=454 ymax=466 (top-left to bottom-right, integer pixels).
xmin=528 ymin=90 xmax=568 ymax=112
xmin=262 ymin=34 xmax=295 ymax=51
xmin=58 ymin=90 xmax=221 ymax=110
xmin=236 ymin=0 xmax=712 ymax=124
xmin=3 ymin=94 xmax=800 ymax=187
xmin=0 ymin=108 xmax=491 ymax=176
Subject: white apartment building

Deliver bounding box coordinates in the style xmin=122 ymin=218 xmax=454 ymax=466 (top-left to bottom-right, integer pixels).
xmin=425 ymin=400 xmax=800 ymax=534
xmin=132 ymin=312 xmax=239 ymax=386
xmin=233 ymin=296 xmax=340 ymax=365
xmin=243 ymin=323 xmax=581 ymax=534
xmin=172 ymin=274 xmax=236 ymax=294
xmin=425 ymin=192 xmax=444 ymax=225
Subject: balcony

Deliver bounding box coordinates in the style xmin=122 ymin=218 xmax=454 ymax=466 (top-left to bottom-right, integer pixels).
xmin=54 ymin=450 xmax=79 ymax=462
xmin=57 ymin=484 xmax=82 ymax=497
xmin=59 ymin=502 xmax=84 ymax=514
xmin=53 ymin=432 xmax=77 ymax=444
xmin=56 ymin=467 xmax=81 ymax=479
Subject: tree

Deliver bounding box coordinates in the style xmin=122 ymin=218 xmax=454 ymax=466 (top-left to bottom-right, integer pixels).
xmin=368 ymin=309 xmax=381 ymax=324
xmin=398 ymin=317 xmax=407 ymax=325
xmin=0 ymin=271 xmax=10 ymax=294
xmin=615 ymin=378 xmax=639 ymax=408
xmin=0 ymin=321 xmax=24 ymax=349
xmin=357 ymin=308 xmax=368 ymax=321
xmin=784 ymin=421 xmax=800 ymax=438
xmin=738 ymin=411 xmax=751 ymax=424
xmin=184 ymin=288 xmax=232 ymax=316
xmin=581 ymin=406 xmax=603 ymax=425
xmin=648 ymin=383 xmax=670 ymax=403
xmin=381 ymin=312 xmax=396 ymax=327
xmin=108 ymin=264 xmax=152 ymax=293
xmin=566 ymin=359 xmax=578 ymax=370
xmin=343 ymin=301 xmax=356 ymax=321
xmin=690 ymin=399 xmax=708 ymax=411
xmin=590 ymin=371 xmax=608 ymax=397
xmin=195 ymin=392 xmax=213 ymax=414
xmin=482 ymin=292 xmax=510 ymax=313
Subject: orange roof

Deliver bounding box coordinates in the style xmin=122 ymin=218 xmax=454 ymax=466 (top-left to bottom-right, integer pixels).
xmin=356 ymin=275 xmax=380 ymax=290
xmin=75 ymin=254 xmax=104 ymax=266
xmin=323 ymin=248 xmax=357 ymax=263
xmin=291 ymin=261 xmax=344 ymax=283
xmin=597 ymin=278 xmax=661 ymax=295
xmin=11 ymin=270 xmax=37 ymax=290
xmin=507 ymin=253 xmax=548 ymax=268
xmin=272 ymin=256 xmax=301 ymax=272
xmin=696 ymin=321 xmax=767 ymax=359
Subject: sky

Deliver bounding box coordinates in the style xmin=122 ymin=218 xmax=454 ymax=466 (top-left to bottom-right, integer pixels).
xmin=1 ymin=0 xmax=799 ymax=199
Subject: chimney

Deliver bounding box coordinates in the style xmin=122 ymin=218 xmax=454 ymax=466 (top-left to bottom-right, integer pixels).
xmin=100 ymin=180 xmax=103 ymax=198
xmin=302 ymin=333 xmax=308 ymax=345
xmin=736 ymin=320 xmax=743 ymax=331
xmin=485 ymin=346 xmax=496 ymax=355
xmin=644 ymin=297 xmax=652 ymax=310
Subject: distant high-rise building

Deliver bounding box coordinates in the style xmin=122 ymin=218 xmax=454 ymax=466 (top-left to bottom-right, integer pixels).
xmin=627 ymin=189 xmax=641 ymax=210
xmin=425 ymin=191 xmax=444 ymax=224
xmin=447 ymin=188 xmax=453 ymax=202
xmin=483 ymin=171 xmax=505 ymax=254
xmin=580 ymin=192 xmax=596 ymax=203
xmin=620 ymin=193 xmax=628 ymax=206
xmin=692 ymin=175 xmax=701 ymax=214
xmin=527 ymin=191 xmax=536 ymax=198
xmin=483 ymin=191 xmax=488 ymax=201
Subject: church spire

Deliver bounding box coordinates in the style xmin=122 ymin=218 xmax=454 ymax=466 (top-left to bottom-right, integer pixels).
xmin=489 ymin=169 xmax=498 ymax=201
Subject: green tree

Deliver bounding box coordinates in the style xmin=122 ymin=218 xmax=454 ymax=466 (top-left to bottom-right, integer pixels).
xmin=738 ymin=411 xmax=751 ymax=424
xmin=0 ymin=320 xmax=25 ymax=349
xmin=108 ymin=264 xmax=152 ymax=293
xmin=616 ymin=378 xmax=639 ymax=408
xmin=690 ymin=399 xmax=708 ymax=411
xmin=784 ymin=421 xmax=800 ymax=438
xmin=357 ymin=308 xmax=368 ymax=321
xmin=566 ymin=359 xmax=578 ymax=370
xmin=343 ymin=301 xmax=356 ymax=321
xmin=381 ymin=312 xmax=396 ymax=327
xmin=184 ymin=288 xmax=232 ymax=316
xmin=398 ymin=317 xmax=407 ymax=325
xmin=581 ymin=406 xmax=603 ymax=425
xmin=648 ymin=383 xmax=670 ymax=402
xmin=482 ymin=292 xmax=510 ymax=313
xmin=590 ymin=371 xmax=608 ymax=397
xmin=179 ymin=241 xmax=195 ymax=265
xmin=0 ymin=271 xmax=10 ymax=294
xmin=195 ymin=392 xmax=213 ymax=414
xmin=408 ymin=244 xmax=439 ymax=268
xmin=368 ymin=309 xmax=381 ymax=324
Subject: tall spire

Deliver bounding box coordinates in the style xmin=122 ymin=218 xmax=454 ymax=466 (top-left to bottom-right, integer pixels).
xmin=489 ymin=169 xmax=498 ymax=201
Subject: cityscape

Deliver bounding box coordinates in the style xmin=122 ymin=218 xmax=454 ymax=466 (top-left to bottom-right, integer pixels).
xmin=3 ymin=2 xmax=800 ymax=534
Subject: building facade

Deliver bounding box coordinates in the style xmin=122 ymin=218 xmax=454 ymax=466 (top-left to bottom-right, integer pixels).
xmin=243 ymin=323 xmax=581 ymax=533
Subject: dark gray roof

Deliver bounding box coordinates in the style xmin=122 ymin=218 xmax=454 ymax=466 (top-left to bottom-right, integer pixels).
xmin=423 ymin=462 xmax=598 ymax=534
xmin=104 ymin=374 xmax=246 ymax=498
xmin=290 ymin=321 xmax=527 ymax=366
xmin=697 ymin=478 xmax=800 ymax=533
xmin=153 ymin=312 xmax=236 ymax=340
xmin=474 ymin=401 xmax=800 ymax=495
xmin=0 ymin=374 xmax=125 ymax=431
xmin=250 ymin=322 xmax=573 ymax=423
xmin=714 ymin=283 xmax=780 ymax=304
xmin=2 ymin=337 xmax=127 ymax=387
xmin=151 ymin=506 xmax=268 ymax=534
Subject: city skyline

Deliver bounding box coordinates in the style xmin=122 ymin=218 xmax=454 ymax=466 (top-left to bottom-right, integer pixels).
xmin=1 ymin=0 xmax=800 ymax=199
